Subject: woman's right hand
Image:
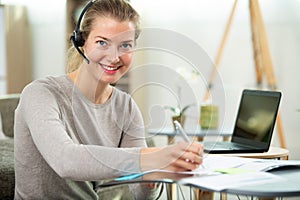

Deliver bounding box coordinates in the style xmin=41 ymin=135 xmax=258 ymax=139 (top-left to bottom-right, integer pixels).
xmin=140 ymin=141 xmax=203 ymax=172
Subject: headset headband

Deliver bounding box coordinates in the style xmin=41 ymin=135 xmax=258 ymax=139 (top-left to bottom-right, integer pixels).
xmin=70 ymin=0 xmax=95 ymax=64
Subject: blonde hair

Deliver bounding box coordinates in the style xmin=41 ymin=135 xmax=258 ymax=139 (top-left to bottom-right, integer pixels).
xmin=67 ymin=0 xmax=140 ymax=73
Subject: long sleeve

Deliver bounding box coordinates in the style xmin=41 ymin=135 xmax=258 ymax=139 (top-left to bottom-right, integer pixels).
xmin=17 ymin=82 xmax=141 ymax=181
xmin=14 ymin=76 xmax=152 ymax=199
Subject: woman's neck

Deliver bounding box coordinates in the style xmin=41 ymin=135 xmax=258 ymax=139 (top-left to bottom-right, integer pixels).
xmin=67 ymin=69 xmax=113 ymax=104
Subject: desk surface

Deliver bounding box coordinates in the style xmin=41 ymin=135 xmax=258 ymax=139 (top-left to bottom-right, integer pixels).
xmin=101 ymin=147 xmax=293 ymax=198
xmin=216 ymin=146 xmax=289 ymax=159
xmin=101 ymin=167 xmax=300 ymax=198
xmin=225 ymin=167 xmax=300 ymax=197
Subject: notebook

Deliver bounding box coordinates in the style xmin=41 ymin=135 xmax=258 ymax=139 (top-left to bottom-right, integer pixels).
xmin=203 ymin=89 xmax=282 ymax=154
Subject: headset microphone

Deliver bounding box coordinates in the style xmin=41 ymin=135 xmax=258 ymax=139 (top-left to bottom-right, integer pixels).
xmin=69 ymin=0 xmax=95 ymax=64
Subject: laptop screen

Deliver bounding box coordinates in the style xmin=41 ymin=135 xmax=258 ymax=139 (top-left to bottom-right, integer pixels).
xmin=232 ymin=89 xmax=282 ymax=148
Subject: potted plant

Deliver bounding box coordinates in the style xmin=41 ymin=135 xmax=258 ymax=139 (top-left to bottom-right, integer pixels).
xmin=164 ymin=103 xmax=195 ymax=129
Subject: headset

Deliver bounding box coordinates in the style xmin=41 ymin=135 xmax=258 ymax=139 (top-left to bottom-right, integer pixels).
xmin=70 ymin=0 xmax=96 ymax=64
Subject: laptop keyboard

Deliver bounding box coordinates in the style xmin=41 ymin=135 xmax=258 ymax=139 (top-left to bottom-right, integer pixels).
xmin=223 ymin=143 xmax=249 ymax=149
xmin=206 ymin=142 xmax=250 ymax=150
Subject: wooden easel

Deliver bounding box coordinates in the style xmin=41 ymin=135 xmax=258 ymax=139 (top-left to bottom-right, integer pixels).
xmin=203 ymin=0 xmax=286 ymax=148
xmin=196 ymin=2 xmax=286 ymax=200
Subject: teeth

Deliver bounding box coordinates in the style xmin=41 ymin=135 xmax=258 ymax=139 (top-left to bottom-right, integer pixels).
xmin=102 ymin=65 xmax=118 ymax=71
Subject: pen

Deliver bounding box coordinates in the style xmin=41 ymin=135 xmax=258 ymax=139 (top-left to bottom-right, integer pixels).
xmin=174 ymin=120 xmax=206 ymax=169
xmin=173 ymin=120 xmax=191 ymax=142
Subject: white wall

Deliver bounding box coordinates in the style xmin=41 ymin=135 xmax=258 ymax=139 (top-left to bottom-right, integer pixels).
xmin=2 ymin=0 xmax=300 ymax=159
xmin=130 ymin=0 xmax=300 ymax=159
xmin=1 ymin=0 xmax=66 ymax=78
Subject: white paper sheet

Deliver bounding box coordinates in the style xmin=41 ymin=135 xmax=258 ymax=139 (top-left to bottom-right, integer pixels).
xmin=179 ymin=172 xmax=284 ymax=191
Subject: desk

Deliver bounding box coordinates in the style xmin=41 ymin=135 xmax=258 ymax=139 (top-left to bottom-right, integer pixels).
xmin=217 ymin=146 xmax=289 ymax=160
xmin=148 ymin=128 xmax=289 ymax=199
xmin=194 ymin=147 xmax=290 ymax=200
xmin=148 ymin=128 xmax=232 ymax=144
xmin=100 ymin=167 xmax=300 ymax=199
xmin=225 ymin=168 xmax=300 ymax=197
xmin=148 ymin=128 xmax=232 ymax=199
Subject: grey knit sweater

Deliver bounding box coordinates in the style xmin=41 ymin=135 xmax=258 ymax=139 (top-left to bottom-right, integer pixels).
xmin=14 ymin=75 xmax=156 ymax=199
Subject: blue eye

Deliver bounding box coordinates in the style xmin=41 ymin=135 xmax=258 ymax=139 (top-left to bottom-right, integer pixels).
xmin=121 ymin=43 xmax=132 ymax=50
xmin=98 ymin=40 xmax=107 ymax=47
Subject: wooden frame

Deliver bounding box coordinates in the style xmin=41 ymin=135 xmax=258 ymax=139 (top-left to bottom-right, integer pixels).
xmin=204 ymin=0 xmax=286 ymax=148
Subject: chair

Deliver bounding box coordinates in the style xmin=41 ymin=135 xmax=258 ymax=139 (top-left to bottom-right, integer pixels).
xmin=0 ymin=93 xmax=20 ymax=199
xmin=0 ymin=93 xmax=20 ymax=138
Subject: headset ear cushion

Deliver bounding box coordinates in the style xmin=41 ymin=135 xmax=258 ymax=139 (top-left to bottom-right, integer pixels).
xmin=71 ymin=30 xmax=85 ymax=47
xmin=76 ymin=31 xmax=85 ymax=47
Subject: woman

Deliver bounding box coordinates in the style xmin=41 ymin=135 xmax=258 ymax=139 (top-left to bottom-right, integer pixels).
xmin=14 ymin=0 xmax=203 ymax=199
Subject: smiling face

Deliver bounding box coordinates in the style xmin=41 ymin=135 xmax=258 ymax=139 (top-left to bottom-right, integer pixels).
xmin=83 ymin=17 xmax=136 ymax=84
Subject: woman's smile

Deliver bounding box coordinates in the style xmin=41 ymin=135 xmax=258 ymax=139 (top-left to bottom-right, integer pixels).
xmin=99 ymin=63 xmax=123 ymax=74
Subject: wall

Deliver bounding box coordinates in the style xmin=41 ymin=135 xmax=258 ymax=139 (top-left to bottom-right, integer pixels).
xmin=2 ymin=0 xmax=300 ymax=159
xmin=1 ymin=0 xmax=67 ymax=78
xmin=130 ymin=0 xmax=300 ymax=159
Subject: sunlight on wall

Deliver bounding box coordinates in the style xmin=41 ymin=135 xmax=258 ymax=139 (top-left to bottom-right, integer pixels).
xmin=1 ymin=0 xmax=299 ymax=158
xmin=1 ymin=0 xmax=67 ymax=78
xmin=131 ymin=0 xmax=300 ymax=159
xmin=1 ymin=0 xmax=66 ymax=23
xmin=131 ymin=0 xmax=234 ymax=21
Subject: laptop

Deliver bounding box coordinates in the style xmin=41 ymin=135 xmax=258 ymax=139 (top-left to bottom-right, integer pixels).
xmin=203 ymin=89 xmax=282 ymax=154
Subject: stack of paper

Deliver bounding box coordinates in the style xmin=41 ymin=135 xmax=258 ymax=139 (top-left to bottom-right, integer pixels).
xmin=195 ymin=155 xmax=300 ymax=173
xmin=179 ymin=172 xmax=283 ymax=191
xmin=177 ymin=155 xmax=300 ymax=191
xmin=113 ymin=156 xmax=300 ymax=191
